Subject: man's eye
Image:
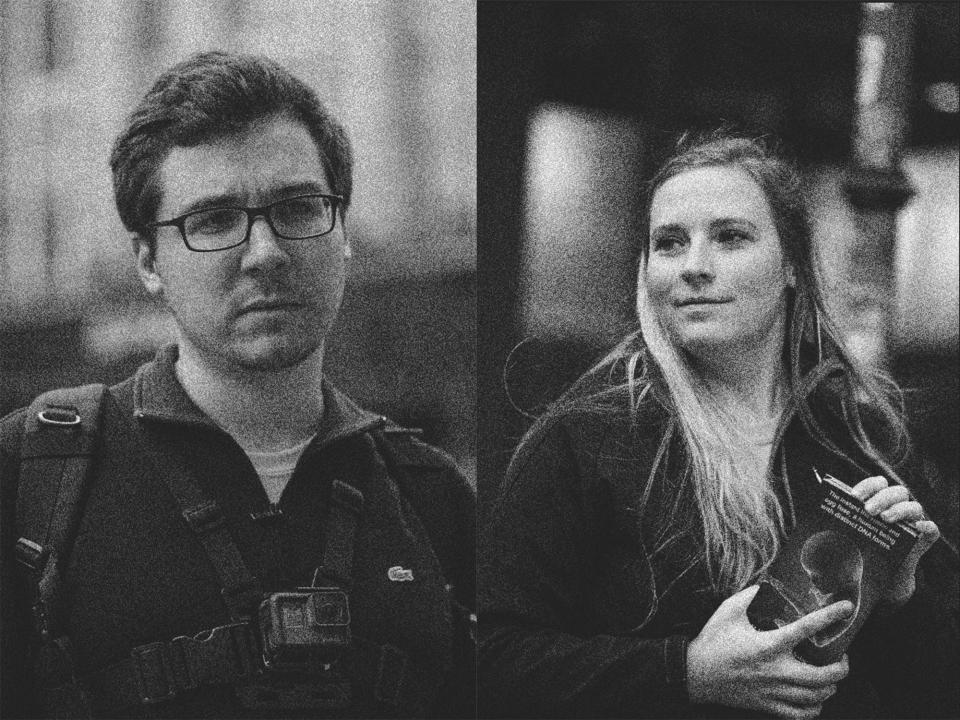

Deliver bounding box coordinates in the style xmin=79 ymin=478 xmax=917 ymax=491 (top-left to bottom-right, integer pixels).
xmin=279 ymin=195 xmax=329 ymax=215
xmin=188 ymin=209 xmax=241 ymax=234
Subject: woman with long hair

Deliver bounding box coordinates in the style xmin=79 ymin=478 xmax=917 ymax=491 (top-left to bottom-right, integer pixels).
xmin=479 ymin=131 xmax=955 ymax=718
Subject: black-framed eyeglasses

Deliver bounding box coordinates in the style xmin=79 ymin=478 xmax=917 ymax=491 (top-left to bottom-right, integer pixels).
xmin=146 ymin=193 xmax=343 ymax=252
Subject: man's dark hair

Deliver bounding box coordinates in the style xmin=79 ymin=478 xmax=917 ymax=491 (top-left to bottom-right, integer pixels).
xmin=110 ymin=50 xmax=353 ymax=241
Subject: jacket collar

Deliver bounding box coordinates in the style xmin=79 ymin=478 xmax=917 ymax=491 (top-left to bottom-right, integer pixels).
xmin=132 ymin=344 xmax=385 ymax=444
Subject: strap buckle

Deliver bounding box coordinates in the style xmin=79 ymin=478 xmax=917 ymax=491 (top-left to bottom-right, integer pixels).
xmin=170 ymin=623 xmax=261 ymax=689
xmin=130 ymin=642 xmax=177 ymax=704
xmin=37 ymin=407 xmax=82 ymax=427
xmin=182 ymin=500 xmax=225 ymax=534
xmin=15 ymin=537 xmax=48 ymax=572
xmin=130 ymin=624 xmax=261 ymax=704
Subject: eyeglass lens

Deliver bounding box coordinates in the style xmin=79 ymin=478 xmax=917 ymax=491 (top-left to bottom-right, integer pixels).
xmin=183 ymin=195 xmax=336 ymax=251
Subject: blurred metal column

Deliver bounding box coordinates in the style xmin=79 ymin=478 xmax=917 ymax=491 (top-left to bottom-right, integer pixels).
xmin=842 ymin=2 xmax=916 ymax=369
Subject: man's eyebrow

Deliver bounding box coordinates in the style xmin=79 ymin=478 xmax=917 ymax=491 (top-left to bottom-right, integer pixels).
xmin=272 ymin=180 xmax=330 ymax=197
xmin=175 ymin=192 xmax=245 ymax=217
xmin=173 ymin=181 xmax=331 ymax=217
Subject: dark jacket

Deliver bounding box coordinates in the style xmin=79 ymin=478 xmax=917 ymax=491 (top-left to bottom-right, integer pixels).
xmin=479 ymin=396 xmax=959 ymax=718
xmin=1 ymin=345 xmax=476 ymax=718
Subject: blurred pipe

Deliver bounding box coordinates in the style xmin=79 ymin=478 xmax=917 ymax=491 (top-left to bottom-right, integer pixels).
xmin=842 ymin=3 xmax=916 ymax=369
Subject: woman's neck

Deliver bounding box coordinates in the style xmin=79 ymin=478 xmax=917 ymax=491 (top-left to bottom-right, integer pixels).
xmin=174 ymin=340 xmax=325 ymax=453
xmin=688 ymin=342 xmax=789 ymax=433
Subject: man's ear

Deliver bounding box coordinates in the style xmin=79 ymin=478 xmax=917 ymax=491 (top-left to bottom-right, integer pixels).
xmin=341 ymin=217 xmax=352 ymax=259
xmin=133 ymin=234 xmax=163 ymax=297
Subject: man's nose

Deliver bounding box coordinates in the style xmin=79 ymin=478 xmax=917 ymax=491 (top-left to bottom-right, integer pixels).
xmin=241 ymin=215 xmax=288 ymax=272
xmin=680 ymin=236 xmax=714 ymax=287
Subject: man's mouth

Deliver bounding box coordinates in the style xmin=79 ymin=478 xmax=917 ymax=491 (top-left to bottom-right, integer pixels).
xmin=240 ymin=298 xmax=303 ymax=314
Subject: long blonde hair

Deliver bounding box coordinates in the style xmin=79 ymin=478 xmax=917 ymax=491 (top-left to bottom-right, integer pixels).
xmin=532 ymin=131 xmax=909 ymax=598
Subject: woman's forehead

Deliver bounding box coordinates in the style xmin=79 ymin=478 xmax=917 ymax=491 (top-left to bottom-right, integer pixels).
xmin=649 ymin=166 xmax=775 ymax=230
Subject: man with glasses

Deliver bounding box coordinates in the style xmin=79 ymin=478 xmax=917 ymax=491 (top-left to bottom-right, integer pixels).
xmin=0 ymin=51 xmax=475 ymax=718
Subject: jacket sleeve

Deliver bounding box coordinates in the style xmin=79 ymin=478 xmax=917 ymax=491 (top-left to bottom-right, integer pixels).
xmin=0 ymin=409 xmax=41 ymax=718
xmin=479 ymin=418 xmax=691 ymax=719
xmin=852 ymin=541 xmax=960 ymax=717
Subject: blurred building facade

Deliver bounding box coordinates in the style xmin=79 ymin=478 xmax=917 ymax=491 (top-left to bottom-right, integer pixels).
xmin=0 ymin=0 xmax=476 ymax=474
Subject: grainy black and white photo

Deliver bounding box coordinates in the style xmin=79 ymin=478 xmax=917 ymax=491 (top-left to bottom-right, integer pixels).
xmin=477 ymin=3 xmax=958 ymax=718
xmin=2 ymin=1 xmax=959 ymax=719
xmin=0 ymin=2 xmax=475 ymax=717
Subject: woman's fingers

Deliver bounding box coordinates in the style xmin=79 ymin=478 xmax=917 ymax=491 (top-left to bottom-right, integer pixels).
xmin=775 ymin=682 xmax=838 ymax=705
xmin=863 ymin=484 xmax=910 ymax=515
xmin=877 ymin=500 xmax=924 ymax=523
xmin=786 ymin=655 xmax=850 ymax=688
xmin=768 ymin=600 xmax=854 ymax=650
xmin=913 ymin=519 xmax=941 ymax=542
xmin=850 ymin=475 xmax=888 ymax=501
xmin=766 ymin=700 xmax=825 ymax=720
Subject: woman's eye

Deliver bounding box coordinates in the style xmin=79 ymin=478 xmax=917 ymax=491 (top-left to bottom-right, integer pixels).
xmin=653 ymin=235 xmax=684 ymax=252
xmin=718 ymin=228 xmax=750 ymax=244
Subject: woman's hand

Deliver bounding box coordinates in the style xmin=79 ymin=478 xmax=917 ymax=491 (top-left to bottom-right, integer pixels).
xmin=850 ymin=475 xmax=940 ymax=606
xmin=687 ymin=585 xmax=852 ymax=719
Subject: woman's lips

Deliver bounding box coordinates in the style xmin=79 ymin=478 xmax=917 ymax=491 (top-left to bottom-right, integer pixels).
xmin=675 ymin=298 xmax=731 ymax=306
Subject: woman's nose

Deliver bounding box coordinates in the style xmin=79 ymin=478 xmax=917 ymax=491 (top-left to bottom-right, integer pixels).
xmin=680 ymin=236 xmax=715 ymax=286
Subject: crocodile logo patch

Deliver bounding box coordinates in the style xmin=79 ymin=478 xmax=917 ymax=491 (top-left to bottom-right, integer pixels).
xmin=387 ymin=565 xmax=414 ymax=582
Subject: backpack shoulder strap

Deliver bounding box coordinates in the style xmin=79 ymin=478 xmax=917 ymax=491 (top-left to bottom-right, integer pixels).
xmin=14 ymin=383 xmax=108 ymax=719
xmin=16 ymin=383 xmax=109 ymax=602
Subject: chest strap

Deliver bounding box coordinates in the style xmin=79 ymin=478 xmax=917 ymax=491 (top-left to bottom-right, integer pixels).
xmin=134 ymin=425 xmax=263 ymax=621
xmin=315 ymin=479 xmax=364 ymax=587
xmin=81 ymin=622 xmax=408 ymax=713
xmin=82 ymin=622 xmax=260 ymax=710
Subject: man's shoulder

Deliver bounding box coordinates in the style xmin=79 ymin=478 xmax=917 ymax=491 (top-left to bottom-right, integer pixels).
xmin=0 ymin=374 xmax=139 ymax=462
xmin=0 ymin=405 xmax=29 ymax=458
xmin=375 ymin=427 xmax=462 ymax=471
xmin=371 ymin=426 xmax=474 ymax=504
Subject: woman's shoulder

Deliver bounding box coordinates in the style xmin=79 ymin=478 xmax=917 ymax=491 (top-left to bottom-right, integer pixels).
xmin=503 ymin=394 xmax=672 ymax=495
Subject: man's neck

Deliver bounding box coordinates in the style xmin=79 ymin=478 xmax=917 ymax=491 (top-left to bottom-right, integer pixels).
xmin=174 ymin=339 xmax=325 ymax=453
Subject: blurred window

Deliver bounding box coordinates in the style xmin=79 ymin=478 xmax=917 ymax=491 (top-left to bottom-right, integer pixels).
xmin=41 ymin=0 xmax=73 ymax=73
xmin=134 ymin=0 xmax=164 ymax=62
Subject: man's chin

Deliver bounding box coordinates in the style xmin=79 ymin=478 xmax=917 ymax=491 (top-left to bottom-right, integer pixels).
xmin=227 ymin=336 xmax=322 ymax=372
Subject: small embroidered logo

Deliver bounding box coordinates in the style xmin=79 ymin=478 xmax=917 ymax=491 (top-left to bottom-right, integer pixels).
xmin=388 ymin=565 xmax=414 ymax=582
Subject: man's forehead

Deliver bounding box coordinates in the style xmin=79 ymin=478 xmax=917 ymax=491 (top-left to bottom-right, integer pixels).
xmin=156 ymin=117 xmax=330 ymax=213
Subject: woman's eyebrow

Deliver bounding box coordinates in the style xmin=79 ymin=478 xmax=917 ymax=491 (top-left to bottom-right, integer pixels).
xmin=650 ymin=219 xmax=759 ymax=235
xmin=650 ymin=223 xmax=686 ymax=236
xmin=710 ymin=217 xmax=758 ymax=232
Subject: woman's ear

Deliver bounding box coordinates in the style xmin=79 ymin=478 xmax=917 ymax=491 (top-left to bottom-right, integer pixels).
xmin=785 ymin=263 xmax=797 ymax=288
xmin=133 ymin=235 xmax=164 ymax=297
